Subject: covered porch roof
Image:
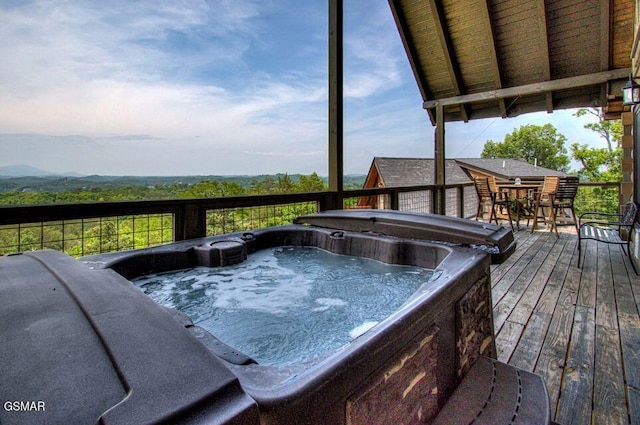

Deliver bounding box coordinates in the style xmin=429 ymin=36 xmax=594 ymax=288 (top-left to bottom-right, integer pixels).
xmin=388 ymin=0 xmax=634 ymax=122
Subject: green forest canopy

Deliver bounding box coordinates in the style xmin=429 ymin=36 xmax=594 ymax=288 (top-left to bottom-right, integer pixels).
xmin=0 ymin=173 xmax=366 ymax=205
xmin=0 ymin=173 xmax=367 ymax=256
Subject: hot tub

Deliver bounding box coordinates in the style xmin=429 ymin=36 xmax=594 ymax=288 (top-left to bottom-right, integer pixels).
xmin=0 ymin=211 xmax=512 ymax=425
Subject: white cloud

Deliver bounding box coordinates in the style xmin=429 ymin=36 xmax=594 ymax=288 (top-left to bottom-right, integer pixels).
xmin=343 ymin=2 xmax=404 ymax=99
xmin=0 ymin=1 xmax=614 ymax=177
xmin=0 ymin=1 xmax=332 ymax=175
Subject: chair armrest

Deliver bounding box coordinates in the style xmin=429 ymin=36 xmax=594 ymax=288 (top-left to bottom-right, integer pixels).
xmin=579 ymin=211 xmax=621 ymax=220
xmin=578 ymin=211 xmax=622 ymax=227
xmin=579 ymin=220 xmax=631 ymax=230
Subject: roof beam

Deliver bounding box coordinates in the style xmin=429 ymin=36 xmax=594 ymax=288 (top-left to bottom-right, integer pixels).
xmin=480 ymin=0 xmax=506 ymax=118
xmin=428 ymin=0 xmax=469 ymax=122
xmin=423 ymin=68 xmax=629 ymax=109
xmin=534 ymin=0 xmax=554 ymax=113
xmin=388 ymin=0 xmax=436 ymax=125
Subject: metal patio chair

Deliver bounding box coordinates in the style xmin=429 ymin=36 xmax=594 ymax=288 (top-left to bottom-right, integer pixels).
xmin=549 ymin=176 xmax=579 ymax=236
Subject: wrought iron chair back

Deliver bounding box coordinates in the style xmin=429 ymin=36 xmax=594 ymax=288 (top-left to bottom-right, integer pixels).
xmin=578 ymin=201 xmax=638 ymax=274
xmin=549 ymin=176 xmax=579 ymax=236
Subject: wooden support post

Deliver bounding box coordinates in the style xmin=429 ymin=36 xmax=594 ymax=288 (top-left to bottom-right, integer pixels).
xmin=435 ymin=104 xmax=446 ymax=215
xmin=328 ymin=0 xmax=344 ymax=209
xmin=176 ymin=204 xmax=206 ymax=241
xmin=319 ymin=192 xmax=339 ymax=211
xmin=391 ymin=189 xmax=399 ymax=211
xmin=457 ymin=185 xmax=465 ymax=218
xmin=621 ymin=112 xmax=633 ymax=209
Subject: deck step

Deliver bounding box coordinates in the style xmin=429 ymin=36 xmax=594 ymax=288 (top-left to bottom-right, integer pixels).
xmin=432 ymin=356 xmax=551 ymax=425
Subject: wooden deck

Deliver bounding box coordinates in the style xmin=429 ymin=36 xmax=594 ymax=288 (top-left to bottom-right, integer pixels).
xmin=491 ymin=227 xmax=640 ymax=425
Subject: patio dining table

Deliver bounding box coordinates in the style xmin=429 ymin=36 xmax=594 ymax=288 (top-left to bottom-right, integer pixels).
xmin=496 ymin=182 xmax=541 ymax=230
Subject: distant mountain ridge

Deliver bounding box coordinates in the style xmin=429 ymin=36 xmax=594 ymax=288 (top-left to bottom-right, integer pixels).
xmin=0 ymin=164 xmax=84 ymax=178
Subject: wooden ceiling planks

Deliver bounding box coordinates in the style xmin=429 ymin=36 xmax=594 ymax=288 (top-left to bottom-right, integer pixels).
xmin=428 ymin=0 xmax=470 ymax=121
xmin=442 ymin=0 xmax=497 ymax=94
xmin=611 ymin=0 xmax=634 ymax=69
xmin=388 ymin=0 xmax=437 ymax=124
xmin=477 ymin=0 xmax=507 ymax=117
xmin=388 ymin=0 xmax=633 ymax=122
xmin=401 ymin=0 xmax=454 ymax=99
xmin=490 ymin=0 xmax=551 ymax=113
xmin=546 ymin=0 xmax=601 ymax=79
xmin=433 ymin=0 xmax=511 ymax=118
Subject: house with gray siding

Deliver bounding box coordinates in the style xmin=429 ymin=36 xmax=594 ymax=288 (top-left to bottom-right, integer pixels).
xmin=359 ymin=157 xmax=569 ymax=218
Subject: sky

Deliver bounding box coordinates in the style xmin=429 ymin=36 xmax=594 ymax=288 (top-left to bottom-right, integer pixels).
xmin=0 ymin=0 xmax=605 ymax=176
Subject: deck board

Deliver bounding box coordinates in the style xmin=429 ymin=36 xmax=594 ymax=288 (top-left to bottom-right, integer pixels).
xmin=553 ymin=304 xmax=595 ymax=425
xmin=594 ymin=325 xmax=627 ymax=424
xmin=596 ymin=241 xmax=618 ymax=329
xmin=492 ymin=242 xmax=541 ymax=304
xmin=493 ymin=236 xmax=557 ymax=329
xmin=534 ymin=281 xmax=578 ymax=415
xmin=578 ymin=240 xmax=598 ymax=308
xmin=490 ymin=228 xmax=640 ymax=424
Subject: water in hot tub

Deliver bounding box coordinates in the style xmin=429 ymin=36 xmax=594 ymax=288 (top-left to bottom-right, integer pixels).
xmin=133 ymin=246 xmax=433 ymax=366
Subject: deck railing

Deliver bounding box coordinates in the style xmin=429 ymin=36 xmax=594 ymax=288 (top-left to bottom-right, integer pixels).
xmin=574 ymin=182 xmax=621 ymax=216
xmin=0 ymin=181 xmax=620 ymax=256
xmin=0 ymin=192 xmax=334 ymax=256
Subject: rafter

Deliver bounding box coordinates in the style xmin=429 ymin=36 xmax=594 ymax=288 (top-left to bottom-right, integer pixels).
xmin=428 ymin=0 xmax=469 ymax=122
xmin=600 ymin=0 xmax=612 ymax=107
xmin=479 ymin=0 xmax=506 ymax=118
xmin=422 ymin=68 xmax=629 ymax=108
xmin=388 ymin=0 xmax=436 ymax=125
xmin=534 ymin=0 xmax=553 ymax=113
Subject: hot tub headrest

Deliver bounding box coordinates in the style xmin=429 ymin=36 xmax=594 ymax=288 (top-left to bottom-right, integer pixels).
xmin=294 ymin=210 xmax=515 ymax=264
xmin=195 ymin=239 xmax=248 ymax=267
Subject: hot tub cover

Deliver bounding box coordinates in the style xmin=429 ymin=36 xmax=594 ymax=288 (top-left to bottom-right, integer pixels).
xmin=294 ymin=210 xmax=515 ymax=263
xmin=0 ymin=250 xmax=259 ymax=425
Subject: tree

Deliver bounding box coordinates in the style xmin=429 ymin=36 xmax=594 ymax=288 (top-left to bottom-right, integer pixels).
xmin=571 ymin=144 xmax=621 ymax=182
xmin=181 ymin=180 xmax=246 ymax=198
xmin=274 ymin=174 xmax=296 ymax=193
xmin=297 ymin=172 xmax=326 ymax=192
xmin=570 ymin=108 xmax=622 ymax=182
xmin=574 ymin=108 xmax=621 ymax=152
xmin=481 ymin=124 xmax=571 ymax=172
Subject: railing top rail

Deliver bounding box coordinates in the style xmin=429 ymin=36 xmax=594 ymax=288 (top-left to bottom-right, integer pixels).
xmin=343 ymin=182 xmax=474 ymax=198
xmin=0 ymin=191 xmax=330 ymax=225
xmin=577 ymin=182 xmax=620 ymax=188
xmin=0 ymin=181 xmax=615 ymax=226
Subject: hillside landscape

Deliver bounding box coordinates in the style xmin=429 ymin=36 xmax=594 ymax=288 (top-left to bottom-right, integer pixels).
xmin=0 ymin=166 xmax=366 ymax=205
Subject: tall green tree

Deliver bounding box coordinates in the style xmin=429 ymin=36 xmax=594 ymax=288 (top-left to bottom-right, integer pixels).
xmin=570 ymin=108 xmax=622 ymax=182
xmin=481 ymin=124 xmax=570 ymax=172
xmin=297 ymin=172 xmax=326 ymax=192
xmin=181 ymin=180 xmax=246 ymax=198
xmin=274 ymin=174 xmax=296 ymax=193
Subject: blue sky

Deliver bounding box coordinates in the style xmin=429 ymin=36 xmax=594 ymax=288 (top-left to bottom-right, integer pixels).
xmin=0 ymin=0 xmax=604 ymax=176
